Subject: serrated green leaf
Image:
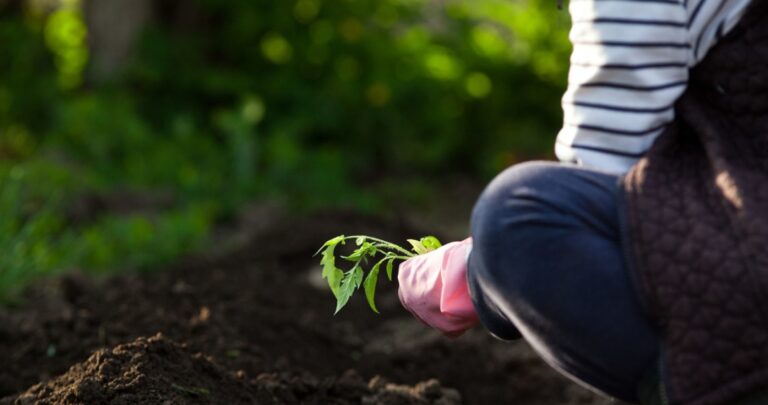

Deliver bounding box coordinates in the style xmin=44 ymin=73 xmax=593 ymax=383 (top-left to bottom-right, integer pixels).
xmin=334 ymin=272 xmax=357 ymax=314
xmin=343 ymin=241 xmax=376 ymax=262
xmin=320 ymin=245 xmax=335 ymax=279
xmin=367 ymin=244 xmax=379 ymax=256
xmin=320 ymin=242 xmax=345 ymax=298
xmin=315 ymin=235 xmax=345 ymax=256
xmin=328 ymin=267 xmax=344 ymax=299
xmin=352 ymin=265 xmax=363 ymax=289
xmin=407 ymin=239 xmax=429 ymax=255
xmin=364 ymin=262 xmax=381 ymax=313
xmin=419 ymin=236 xmax=442 ymax=252
xmin=317 ymin=234 xmax=439 ymax=314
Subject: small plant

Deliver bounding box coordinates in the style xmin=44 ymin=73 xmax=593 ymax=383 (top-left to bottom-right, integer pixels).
xmin=316 ymin=235 xmax=442 ymax=314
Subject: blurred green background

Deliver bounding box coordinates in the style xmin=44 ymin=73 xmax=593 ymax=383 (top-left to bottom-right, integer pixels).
xmin=0 ymin=0 xmax=569 ymax=299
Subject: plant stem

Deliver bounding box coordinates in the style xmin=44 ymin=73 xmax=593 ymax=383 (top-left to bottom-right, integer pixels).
xmin=384 ymin=255 xmax=413 ymax=261
xmin=345 ymin=235 xmax=415 ymax=257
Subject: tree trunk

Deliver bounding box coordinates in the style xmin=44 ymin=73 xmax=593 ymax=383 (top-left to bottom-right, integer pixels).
xmin=83 ymin=0 xmax=152 ymax=83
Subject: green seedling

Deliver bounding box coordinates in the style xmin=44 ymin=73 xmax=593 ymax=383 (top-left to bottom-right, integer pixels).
xmin=315 ymin=235 xmax=442 ymax=314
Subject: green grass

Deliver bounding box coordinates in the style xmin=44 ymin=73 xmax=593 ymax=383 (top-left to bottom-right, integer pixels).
xmin=0 ymin=159 xmax=218 ymax=300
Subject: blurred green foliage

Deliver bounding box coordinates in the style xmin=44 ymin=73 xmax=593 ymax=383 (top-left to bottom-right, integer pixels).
xmin=0 ymin=0 xmax=570 ymax=299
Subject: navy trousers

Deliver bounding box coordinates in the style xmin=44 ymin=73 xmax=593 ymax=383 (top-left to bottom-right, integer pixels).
xmin=467 ymin=161 xmax=660 ymax=403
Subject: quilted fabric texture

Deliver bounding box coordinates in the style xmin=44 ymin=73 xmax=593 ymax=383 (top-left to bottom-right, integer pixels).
xmin=622 ymin=2 xmax=768 ymax=405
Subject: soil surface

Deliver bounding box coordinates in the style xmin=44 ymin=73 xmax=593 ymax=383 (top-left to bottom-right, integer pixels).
xmin=0 ymin=208 xmax=617 ymax=404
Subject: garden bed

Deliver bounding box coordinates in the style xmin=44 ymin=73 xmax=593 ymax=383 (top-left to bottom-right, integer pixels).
xmin=0 ymin=210 xmax=610 ymax=404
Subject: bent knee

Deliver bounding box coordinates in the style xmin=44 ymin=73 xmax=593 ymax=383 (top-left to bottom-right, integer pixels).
xmin=470 ymin=161 xmax=565 ymax=242
xmin=469 ymin=162 xmax=550 ymax=277
xmin=471 ymin=160 xmax=618 ymax=245
xmin=479 ymin=161 xmax=575 ymax=206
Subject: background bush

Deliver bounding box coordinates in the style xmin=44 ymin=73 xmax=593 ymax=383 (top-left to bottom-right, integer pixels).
xmin=0 ymin=0 xmax=570 ymax=299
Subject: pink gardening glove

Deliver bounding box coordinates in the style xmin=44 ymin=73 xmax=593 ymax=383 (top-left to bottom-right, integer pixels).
xmin=397 ymin=237 xmax=479 ymax=337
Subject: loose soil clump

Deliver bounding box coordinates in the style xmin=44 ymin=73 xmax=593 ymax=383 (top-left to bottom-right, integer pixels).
xmin=0 ymin=210 xmax=614 ymax=404
xmin=8 ymin=334 xmax=460 ymax=405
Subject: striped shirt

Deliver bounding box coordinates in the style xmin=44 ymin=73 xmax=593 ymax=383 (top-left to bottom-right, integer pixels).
xmin=555 ymin=0 xmax=753 ymax=174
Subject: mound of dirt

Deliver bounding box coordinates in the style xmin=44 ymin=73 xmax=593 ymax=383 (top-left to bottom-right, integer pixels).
xmin=8 ymin=334 xmax=256 ymax=405
xmin=0 ymin=209 xmax=614 ymax=404
xmin=7 ymin=333 xmax=461 ymax=405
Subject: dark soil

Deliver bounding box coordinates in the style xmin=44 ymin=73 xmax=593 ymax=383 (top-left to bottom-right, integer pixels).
xmin=0 ymin=209 xmax=614 ymax=404
xmin=7 ymin=334 xmax=461 ymax=405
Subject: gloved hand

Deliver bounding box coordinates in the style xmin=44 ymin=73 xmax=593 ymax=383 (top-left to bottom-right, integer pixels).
xmin=397 ymin=237 xmax=479 ymax=337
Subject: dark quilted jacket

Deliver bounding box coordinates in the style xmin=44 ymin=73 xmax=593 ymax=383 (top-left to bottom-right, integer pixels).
xmin=622 ymin=1 xmax=768 ymax=404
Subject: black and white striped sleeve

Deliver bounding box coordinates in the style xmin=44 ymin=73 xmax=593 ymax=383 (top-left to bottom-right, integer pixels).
xmin=555 ymin=0 xmax=690 ymax=174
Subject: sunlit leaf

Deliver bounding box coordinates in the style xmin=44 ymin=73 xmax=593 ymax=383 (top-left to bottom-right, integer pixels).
xmin=334 ymin=271 xmax=357 ymax=314
xmin=352 ymin=264 xmax=363 ymax=289
xmin=419 ymin=236 xmax=442 ymax=252
xmin=318 ymin=234 xmax=428 ymax=314
xmin=315 ymin=235 xmax=345 ymax=256
xmin=320 ymin=240 xmax=345 ymax=298
xmin=407 ymin=239 xmax=428 ymax=255
xmin=364 ymin=262 xmax=381 ymax=313
xmin=343 ymin=241 xmax=376 ymax=262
